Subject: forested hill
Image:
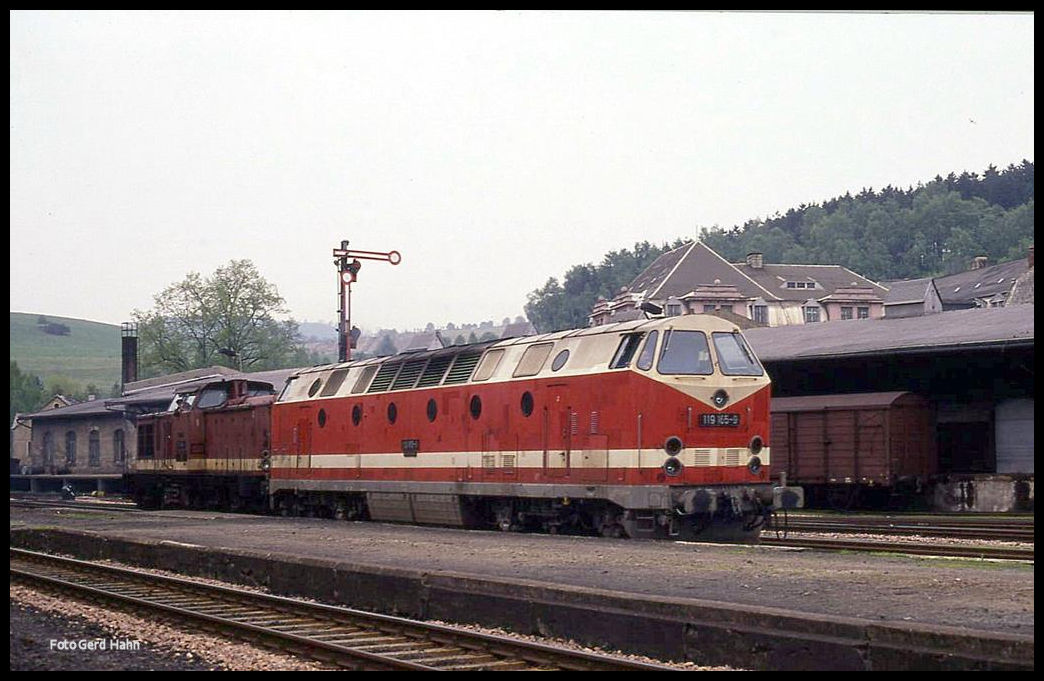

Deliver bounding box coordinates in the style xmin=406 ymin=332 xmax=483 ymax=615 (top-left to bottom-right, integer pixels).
xmin=525 ymin=160 xmax=1034 ymax=332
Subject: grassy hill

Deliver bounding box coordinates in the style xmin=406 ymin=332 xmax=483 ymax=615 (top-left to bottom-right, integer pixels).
xmin=10 ymin=312 xmax=122 ymax=394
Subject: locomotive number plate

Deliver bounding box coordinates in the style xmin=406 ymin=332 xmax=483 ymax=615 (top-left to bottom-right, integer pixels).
xmin=700 ymin=413 xmax=740 ymax=427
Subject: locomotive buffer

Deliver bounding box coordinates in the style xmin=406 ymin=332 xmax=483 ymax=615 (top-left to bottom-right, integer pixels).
xmin=334 ymin=240 xmax=401 ymax=362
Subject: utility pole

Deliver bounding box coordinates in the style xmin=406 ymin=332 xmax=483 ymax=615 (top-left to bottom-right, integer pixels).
xmin=333 ymin=240 xmax=401 ymax=362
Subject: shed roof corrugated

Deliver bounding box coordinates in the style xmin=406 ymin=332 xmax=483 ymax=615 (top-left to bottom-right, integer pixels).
xmin=745 ymin=304 xmax=1032 ymax=362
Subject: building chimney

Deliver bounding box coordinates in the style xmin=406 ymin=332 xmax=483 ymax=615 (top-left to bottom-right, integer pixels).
xmin=121 ymin=322 xmax=138 ymax=392
xmin=970 ymin=256 xmax=989 ymax=270
xmin=746 ymin=252 xmax=764 ymax=269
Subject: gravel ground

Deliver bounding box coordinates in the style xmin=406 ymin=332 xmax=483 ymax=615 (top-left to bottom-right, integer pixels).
xmin=10 ymin=506 xmax=1035 ymax=636
xmin=10 ymin=585 xmax=329 ymax=671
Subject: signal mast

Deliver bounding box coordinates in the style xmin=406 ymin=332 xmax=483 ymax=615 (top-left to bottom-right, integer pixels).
xmin=333 ymin=240 xmax=401 ymax=362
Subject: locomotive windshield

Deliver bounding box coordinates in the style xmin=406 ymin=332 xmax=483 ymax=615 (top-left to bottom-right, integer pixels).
xmin=712 ymin=331 xmax=764 ymax=376
xmin=657 ymin=330 xmax=713 ymax=375
xmin=196 ymin=384 xmax=230 ymax=409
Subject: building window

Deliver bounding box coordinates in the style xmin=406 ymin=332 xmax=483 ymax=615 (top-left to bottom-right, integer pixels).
xmin=752 ymin=305 xmax=768 ymax=324
xmin=840 ymin=307 xmax=853 ymax=320
xmin=65 ymin=431 xmax=77 ymax=465
xmin=857 ymin=307 xmax=869 ymax=319
xmin=113 ymin=430 xmax=125 ymax=464
xmin=42 ymin=432 xmax=55 ymax=468
xmin=89 ymin=431 xmax=101 ymax=467
xmin=803 ymin=307 xmax=820 ymax=323
xmin=703 ymin=304 xmax=716 ymax=313
xmin=666 ymin=303 xmax=682 ymax=316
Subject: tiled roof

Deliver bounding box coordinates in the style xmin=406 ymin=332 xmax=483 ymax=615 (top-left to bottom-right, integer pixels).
xmin=934 ymin=258 xmax=1030 ymax=306
xmin=626 ymin=241 xmax=886 ymax=304
xmin=882 ymin=277 xmax=935 ymax=305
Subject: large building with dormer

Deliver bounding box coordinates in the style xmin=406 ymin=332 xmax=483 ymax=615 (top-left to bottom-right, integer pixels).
xmin=590 ymin=241 xmax=887 ymax=327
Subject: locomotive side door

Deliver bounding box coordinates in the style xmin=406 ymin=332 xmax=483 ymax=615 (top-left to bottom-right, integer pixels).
xmin=293 ymin=407 xmax=312 ymax=470
xmin=160 ymin=419 xmax=174 ymax=470
xmin=543 ymin=385 xmax=571 ymax=478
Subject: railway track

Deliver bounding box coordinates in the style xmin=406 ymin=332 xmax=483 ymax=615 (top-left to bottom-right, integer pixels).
xmin=10 ymin=498 xmax=139 ymax=513
xmin=760 ymin=535 xmax=1033 ymax=561
xmin=9 ymin=548 xmax=678 ymax=672
xmin=773 ymin=513 xmax=1033 ymax=542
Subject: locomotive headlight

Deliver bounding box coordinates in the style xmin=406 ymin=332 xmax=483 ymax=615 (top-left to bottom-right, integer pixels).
xmin=712 ymin=389 xmax=729 ymax=408
xmin=664 ymin=436 xmax=683 ymax=456
xmin=749 ymin=435 xmax=763 ymax=455
xmin=663 ymin=456 xmax=684 ymax=477
xmin=747 ymin=456 xmax=762 ymax=475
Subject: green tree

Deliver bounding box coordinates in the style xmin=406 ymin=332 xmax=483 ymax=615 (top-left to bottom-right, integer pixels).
xmin=10 ymin=361 xmax=46 ymax=422
xmin=133 ymin=260 xmax=304 ymax=377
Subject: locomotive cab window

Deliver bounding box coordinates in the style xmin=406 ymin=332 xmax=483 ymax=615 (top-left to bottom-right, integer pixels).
xmin=610 ymin=333 xmax=644 ymax=369
xmin=635 ymin=330 xmax=658 ymax=371
xmin=711 ymin=331 xmax=763 ymax=376
xmin=197 ymin=385 xmax=231 ymax=409
xmin=657 ymin=330 xmax=713 ymax=375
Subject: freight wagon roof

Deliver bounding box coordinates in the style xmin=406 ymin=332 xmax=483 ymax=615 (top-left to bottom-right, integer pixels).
xmin=745 ymin=305 xmax=1033 ymax=362
xmin=771 ymin=391 xmax=917 ymax=412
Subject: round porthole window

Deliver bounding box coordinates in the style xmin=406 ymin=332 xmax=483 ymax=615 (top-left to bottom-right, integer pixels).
xmin=387 ymin=402 xmax=398 ymax=424
xmin=427 ymin=398 xmax=438 ymax=422
xmin=551 ymin=349 xmax=570 ymax=371
xmin=520 ymin=391 xmax=534 ymax=417
xmin=352 ymin=404 xmax=362 ymax=426
xmin=317 ymin=408 xmax=327 ymax=428
xmin=469 ymin=395 xmax=482 ymax=420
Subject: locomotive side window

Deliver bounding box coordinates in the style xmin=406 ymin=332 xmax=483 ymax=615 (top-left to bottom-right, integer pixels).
xmin=472 ymin=349 xmax=505 ymax=381
xmin=387 ymin=402 xmax=398 ymax=424
xmin=278 ymin=376 xmax=298 ymax=401
xmin=635 ymin=330 xmax=658 ymax=371
xmin=711 ymin=331 xmax=764 ymax=376
xmin=520 ymin=391 xmax=534 ymax=417
xmin=352 ymin=404 xmax=362 ymax=426
xmin=307 ymin=378 xmax=323 ymax=397
xmin=512 ymin=343 xmax=554 ymax=377
xmin=469 ymin=395 xmax=482 ymax=419
xmin=319 ymin=369 xmax=350 ymax=397
xmin=351 ymin=365 xmax=379 ymax=394
xmin=609 ymin=333 xmax=644 ymax=369
xmin=657 ymin=330 xmax=713 ymax=375
xmin=426 ymin=398 xmax=438 ymax=422
xmin=137 ymin=424 xmax=155 ymax=459
xmin=551 ymin=349 xmax=570 ymax=371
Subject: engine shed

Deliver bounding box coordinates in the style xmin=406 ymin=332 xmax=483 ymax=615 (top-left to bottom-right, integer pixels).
xmin=744 ymin=305 xmax=1033 ymax=511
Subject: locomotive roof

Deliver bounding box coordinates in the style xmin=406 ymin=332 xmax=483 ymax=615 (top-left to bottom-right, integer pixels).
xmin=288 ymin=316 xmax=735 ymax=378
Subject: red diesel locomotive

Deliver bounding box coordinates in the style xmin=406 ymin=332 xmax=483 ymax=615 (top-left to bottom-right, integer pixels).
xmin=268 ymin=313 xmax=802 ymax=541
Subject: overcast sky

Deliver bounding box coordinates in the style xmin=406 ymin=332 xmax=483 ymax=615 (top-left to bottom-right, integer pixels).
xmin=9 ymin=11 xmax=1034 ymax=332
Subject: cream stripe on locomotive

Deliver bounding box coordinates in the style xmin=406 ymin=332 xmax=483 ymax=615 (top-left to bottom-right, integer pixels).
xmin=135 ymin=459 xmax=267 ymax=473
xmin=269 ymin=447 xmax=770 ymax=470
